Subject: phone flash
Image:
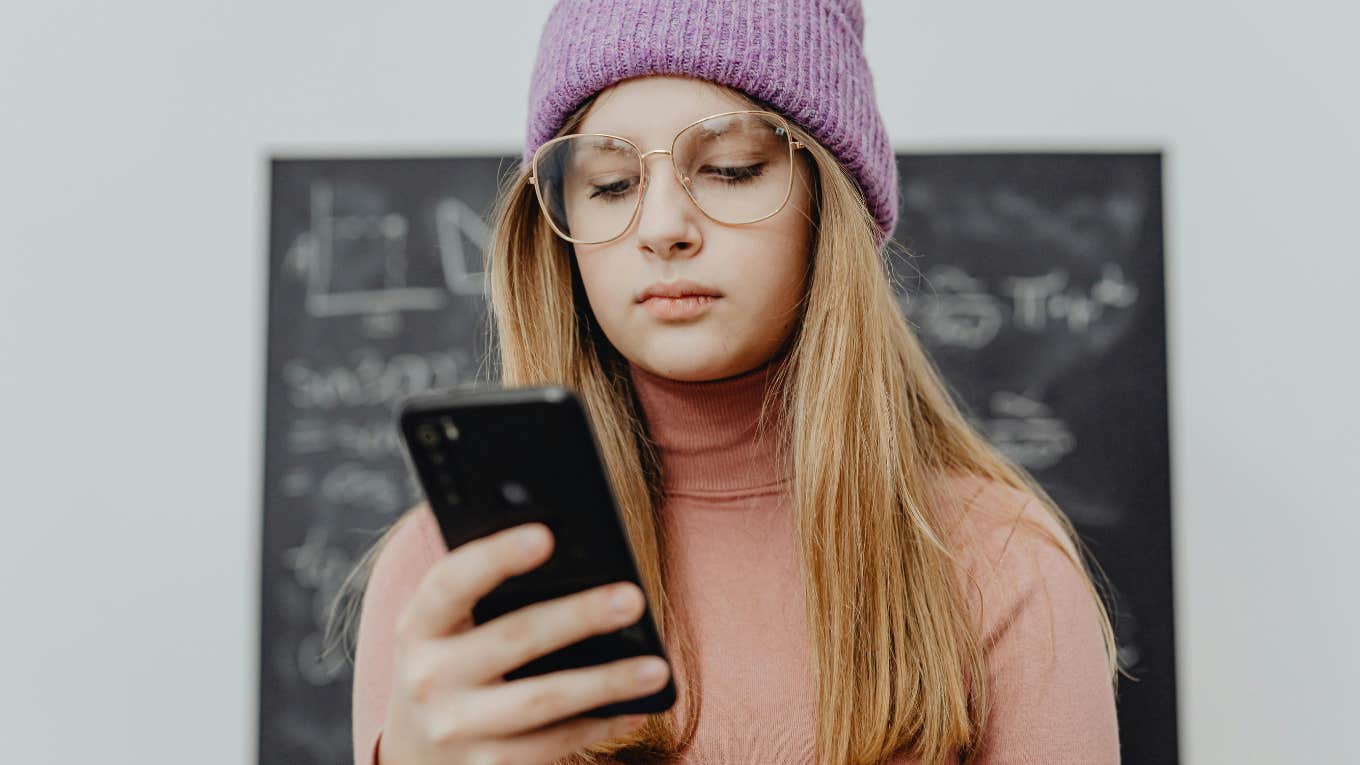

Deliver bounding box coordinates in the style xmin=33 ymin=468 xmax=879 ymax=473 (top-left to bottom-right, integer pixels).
xmin=439 ymin=416 xmax=460 ymax=441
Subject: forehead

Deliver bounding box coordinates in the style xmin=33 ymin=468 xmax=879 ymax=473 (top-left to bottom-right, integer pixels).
xmin=576 ymin=75 xmax=757 ymax=145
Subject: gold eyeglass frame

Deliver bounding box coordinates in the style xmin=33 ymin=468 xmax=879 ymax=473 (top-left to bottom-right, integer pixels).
xmin=527 ymin=109 xmax=807 ymax=245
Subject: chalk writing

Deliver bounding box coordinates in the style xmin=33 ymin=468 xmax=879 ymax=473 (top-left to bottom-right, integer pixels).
xmin=281 ymin=527 xmax=355 ymax=686
xmin=283 ymin=348 xmax=466 ymax=410
xmin=979 ymin=390 xmax=1076 ymax=470
xmin=905 ymin=263 xmax=1138 ymax=348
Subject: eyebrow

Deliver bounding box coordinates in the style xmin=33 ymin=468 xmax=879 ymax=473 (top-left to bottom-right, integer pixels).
xmin=578 ymin=116 xmax=760 ymax=146
xmin=577 ymin=138 xmax=636 ymax=155
xmin=578 ymin=126 xmax=646 ymax=145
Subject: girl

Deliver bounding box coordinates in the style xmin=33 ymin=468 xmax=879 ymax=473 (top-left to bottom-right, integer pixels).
xmin=339 ymin=2 xmax=1122 ymax=763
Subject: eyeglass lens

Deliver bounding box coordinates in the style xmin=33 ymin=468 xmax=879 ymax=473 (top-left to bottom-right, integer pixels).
xmin=533 ymin=112 xmax=795 ymax=244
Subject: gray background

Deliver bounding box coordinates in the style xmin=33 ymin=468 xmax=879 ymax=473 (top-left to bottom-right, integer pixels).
xmin=2 ymin=1 xmax=1356 ymax=763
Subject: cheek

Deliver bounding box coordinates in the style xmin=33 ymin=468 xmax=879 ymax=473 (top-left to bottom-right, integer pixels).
xmin=574 ymin=253 xmax=632 ymax=330
xmin=736 ymin=206 xmax=812 ymax=333
xmin=574 ymin=255 xmax=606 ymax=307
xmin=734 ymin=252 xmax=807 ymax=333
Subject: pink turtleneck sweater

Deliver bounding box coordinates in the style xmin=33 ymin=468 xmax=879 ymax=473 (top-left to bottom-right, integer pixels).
xmin=352 ymin=359 xmax=1121 ymax=764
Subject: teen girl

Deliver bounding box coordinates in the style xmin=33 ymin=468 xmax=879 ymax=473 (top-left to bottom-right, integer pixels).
xmin=340 ymin=1 xmax=1122 ymax=763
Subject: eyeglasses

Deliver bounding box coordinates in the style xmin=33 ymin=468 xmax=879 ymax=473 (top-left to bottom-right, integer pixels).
xmin=527 ymin=109 xmax=807 ymax=245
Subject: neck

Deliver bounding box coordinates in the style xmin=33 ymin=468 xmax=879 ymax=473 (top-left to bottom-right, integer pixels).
xmin=626 ymin=353 xmax=793 ymax=495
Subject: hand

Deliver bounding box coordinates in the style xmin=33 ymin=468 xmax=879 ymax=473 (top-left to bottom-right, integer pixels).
xmin=377 ymin=520 xmax=669 ymax=765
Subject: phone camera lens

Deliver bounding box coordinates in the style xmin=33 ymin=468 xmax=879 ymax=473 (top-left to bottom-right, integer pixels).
xmin=500 ymin=480 xmax=531 ymax=506
xmin=417 ymin=424 xmax=440 ymax=446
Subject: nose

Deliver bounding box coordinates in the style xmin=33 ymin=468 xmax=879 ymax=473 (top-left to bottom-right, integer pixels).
xmin=633 ymin=151 xmax=700 ymax=259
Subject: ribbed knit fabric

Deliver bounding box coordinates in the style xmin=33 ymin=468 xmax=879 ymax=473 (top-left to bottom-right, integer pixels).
xmin=351 ymin=362 xmax=1121 ymax=763
xmin=523 ymin=0 xmax=899 ymax=248
xmin=628 ymin=357 xmax=791 ymax=495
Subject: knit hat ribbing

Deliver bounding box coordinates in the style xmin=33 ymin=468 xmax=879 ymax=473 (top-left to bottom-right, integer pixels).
xmin=523 ymin=0 xmax=898 ymax=248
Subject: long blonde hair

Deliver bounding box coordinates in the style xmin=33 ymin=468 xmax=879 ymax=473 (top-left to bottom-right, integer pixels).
xmin=330 ymin=88 xmax=1124 ymax=765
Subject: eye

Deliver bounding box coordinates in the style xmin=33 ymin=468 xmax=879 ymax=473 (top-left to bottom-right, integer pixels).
xmin=705 ymin=162 xmax=766 ymax=183
xmin=588 ymin=177 xmax=637 ymax=200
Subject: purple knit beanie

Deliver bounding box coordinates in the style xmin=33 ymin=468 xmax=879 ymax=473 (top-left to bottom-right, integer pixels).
xmin=522 ymin=0 xmax=898 ymax=248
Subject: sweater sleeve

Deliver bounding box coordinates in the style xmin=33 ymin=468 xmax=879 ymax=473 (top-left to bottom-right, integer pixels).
xmin=957 ymin=485 xmax=1121 ymax=764
xmin=351 ymin=504 xmax=446 ymax=765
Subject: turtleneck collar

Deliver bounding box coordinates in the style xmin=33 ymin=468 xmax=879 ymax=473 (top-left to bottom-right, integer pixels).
xmin=627 ymin=352 xmax=793 ymax=496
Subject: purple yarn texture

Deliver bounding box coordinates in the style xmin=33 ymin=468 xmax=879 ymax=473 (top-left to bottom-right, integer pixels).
xmin=523 ymin=0 xmax=898 ymax=247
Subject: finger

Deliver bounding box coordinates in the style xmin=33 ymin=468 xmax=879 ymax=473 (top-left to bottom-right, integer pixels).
xmin=475 ymin=713 xmax=648 ymax=764
xmin=454 ymin=654 xmax=670 ymax=737
xmin=397 ymin=522 xmax=553 ymax=641
xmin=452 ymin=580 xmax=646 ymax=684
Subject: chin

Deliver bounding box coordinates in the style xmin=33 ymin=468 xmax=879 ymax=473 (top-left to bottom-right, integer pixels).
xmin=629 ymin=345 xmax=757 ymax=383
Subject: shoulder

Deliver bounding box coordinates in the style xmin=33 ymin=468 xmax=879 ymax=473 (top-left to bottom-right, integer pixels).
xmin=930 ymin=472 xmax=1121 ymax=760
xmin=351 ymin=504 xmax=446 ymax=765
xmin=933 ymin=470 xmax=1081 ymax=578
xmin=365 ymin=502 xmax=446 ymax=599
xmin=930 ymin=470 xmax=1095 ymax=647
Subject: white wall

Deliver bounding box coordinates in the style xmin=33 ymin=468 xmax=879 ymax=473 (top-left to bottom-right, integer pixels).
xmin=2 ymin=2 xmax=1355 ymax=762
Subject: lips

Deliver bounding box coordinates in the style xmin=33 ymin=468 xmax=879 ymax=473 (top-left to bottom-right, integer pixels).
xmin=636 ymin=279 xmax=723 ymax=302
xmin=636 ymin=280 xmax=722 ymax=321
xmin=641 ymin=294 xmax=717 ymax=320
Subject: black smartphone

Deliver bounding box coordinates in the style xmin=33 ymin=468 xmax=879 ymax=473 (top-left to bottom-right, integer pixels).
xmin=396 ymin=383 xmax=676 ymax=718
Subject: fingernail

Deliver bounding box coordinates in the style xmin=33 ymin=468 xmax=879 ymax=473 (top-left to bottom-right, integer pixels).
xmin=636 ymin=658 xmax=667 ymax=681
xmin=610 ymin=584 xmax=638 ymax=613
xmin=520 ymin=524 xmax=547 ymax=553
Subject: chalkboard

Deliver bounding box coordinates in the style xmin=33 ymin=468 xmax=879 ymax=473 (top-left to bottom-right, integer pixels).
xmin=259 ymin=157 xmax=504 ymax=763
xmin=258 ymin=152 xmax=1176 ymax=763
xmin=892 ymin=153 xmax=1176 ymax=765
